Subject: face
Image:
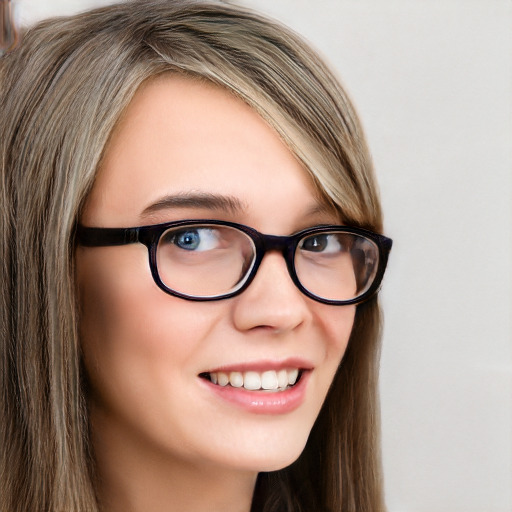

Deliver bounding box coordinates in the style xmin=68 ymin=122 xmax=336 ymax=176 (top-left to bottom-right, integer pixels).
xmin=77 ymin=75 xmax=355 ymax=475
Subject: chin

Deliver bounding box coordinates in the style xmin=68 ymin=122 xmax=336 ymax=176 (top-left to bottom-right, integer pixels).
xmin=254 ymin=452 xmax=304 ymax=473
xmin=218 ymin=432 xmax=310 ymax=474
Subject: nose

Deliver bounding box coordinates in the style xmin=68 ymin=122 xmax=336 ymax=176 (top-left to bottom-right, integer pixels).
xmin=230 ymin=251 xmax=313 ymax=333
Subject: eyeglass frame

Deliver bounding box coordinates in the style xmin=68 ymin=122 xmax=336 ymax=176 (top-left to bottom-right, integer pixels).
xmin=76 ymin=219 xmax=392 ymax=306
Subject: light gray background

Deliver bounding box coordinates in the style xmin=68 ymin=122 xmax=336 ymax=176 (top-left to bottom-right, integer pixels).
xmin=13 ymin=1 xmax=512 ymax=511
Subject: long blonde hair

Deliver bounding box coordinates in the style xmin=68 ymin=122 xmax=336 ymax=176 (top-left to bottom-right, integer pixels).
xmin=0 ymin=1 xmax=385 ymax=510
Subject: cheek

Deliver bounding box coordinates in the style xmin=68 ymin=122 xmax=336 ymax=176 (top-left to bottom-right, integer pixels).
xmin=77 ymin=246 xmax=157 ymax=359
xmin=76 ymin=246 xmax=218 ymax=409
xmin=316 ymin=303 xmax=355 ymax=361
xmin=310 ymin=303 xmax=355 ymax=401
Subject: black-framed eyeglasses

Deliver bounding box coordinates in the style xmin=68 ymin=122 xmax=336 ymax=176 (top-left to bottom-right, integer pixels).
xmin=76 ymin=220 xmax=392 ymax=305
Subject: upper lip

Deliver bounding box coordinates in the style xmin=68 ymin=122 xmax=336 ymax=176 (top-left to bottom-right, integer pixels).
xmin=201 ymin=357 xmax=314 ymax=374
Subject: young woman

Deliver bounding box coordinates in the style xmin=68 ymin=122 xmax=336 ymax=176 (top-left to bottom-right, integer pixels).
xmin=0 ymin=1 xmax=392 ymax=511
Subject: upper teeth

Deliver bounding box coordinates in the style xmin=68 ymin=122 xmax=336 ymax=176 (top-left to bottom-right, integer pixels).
xmin=209 ymin=368 xmax=299 ymax=391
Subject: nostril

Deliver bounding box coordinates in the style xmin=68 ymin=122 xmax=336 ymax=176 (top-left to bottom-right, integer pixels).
xmin=229 ymin=247 xmax=312 ymax=333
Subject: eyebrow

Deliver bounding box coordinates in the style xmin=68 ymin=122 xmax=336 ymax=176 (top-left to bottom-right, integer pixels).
xmin=140 ymin=192 xmax=247 ymax=219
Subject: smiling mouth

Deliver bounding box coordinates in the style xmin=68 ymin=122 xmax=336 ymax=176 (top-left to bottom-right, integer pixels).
xmin=199 ymin=368 xmax=303 ymax=392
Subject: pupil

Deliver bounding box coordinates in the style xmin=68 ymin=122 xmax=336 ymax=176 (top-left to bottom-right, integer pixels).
xmin=303 ymin=235 xmax=327 ymax=252
xmin=177 ymin=230 xmax=200 ymax=250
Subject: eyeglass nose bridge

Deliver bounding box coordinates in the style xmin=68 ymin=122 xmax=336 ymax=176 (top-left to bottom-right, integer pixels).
xmin=246 ymin=232 xmax=300 ymax=290
xmin=258 ymin=232 xmax=295 ymax=253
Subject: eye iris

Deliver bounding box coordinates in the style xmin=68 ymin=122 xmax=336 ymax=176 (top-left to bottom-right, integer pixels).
xmin=303 ymin=235 xmax=327 ymax=252
xmin=176 ymin=230 xmax=200 ymax=250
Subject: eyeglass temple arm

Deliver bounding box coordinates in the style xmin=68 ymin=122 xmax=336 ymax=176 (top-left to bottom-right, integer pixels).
xmin=76 ymin=226 xmax=140 ymax=247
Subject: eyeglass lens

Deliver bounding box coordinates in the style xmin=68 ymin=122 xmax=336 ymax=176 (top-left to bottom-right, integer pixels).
xmin=156 ymin=224 xmax=380 ymax=302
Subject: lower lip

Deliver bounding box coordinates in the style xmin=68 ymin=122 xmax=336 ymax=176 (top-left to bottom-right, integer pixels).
xmin=201 ymin=371 xmax=310 ymax=415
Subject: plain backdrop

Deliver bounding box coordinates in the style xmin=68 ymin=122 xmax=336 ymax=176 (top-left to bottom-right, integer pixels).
xmin=12 ymin=1 xmax=512 ymax=511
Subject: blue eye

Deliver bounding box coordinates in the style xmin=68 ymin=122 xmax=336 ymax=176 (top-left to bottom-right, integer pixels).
xmin=171 ymin=228 xmax=219 ymax=251
xmin=176 ymin=230 xmax=200 ymax=250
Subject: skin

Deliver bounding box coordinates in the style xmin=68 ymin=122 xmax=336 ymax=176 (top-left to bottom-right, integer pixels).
xmin=76 ymin=75 xmax=355 ymax=512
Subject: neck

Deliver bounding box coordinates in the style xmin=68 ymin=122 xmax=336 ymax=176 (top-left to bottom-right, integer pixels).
xmin=90 ymin=411 xmax=257 ymax=512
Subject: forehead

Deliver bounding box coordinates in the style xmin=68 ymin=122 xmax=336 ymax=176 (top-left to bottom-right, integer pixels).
xmin=81 ymin=74 xmax=332 ymax=230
